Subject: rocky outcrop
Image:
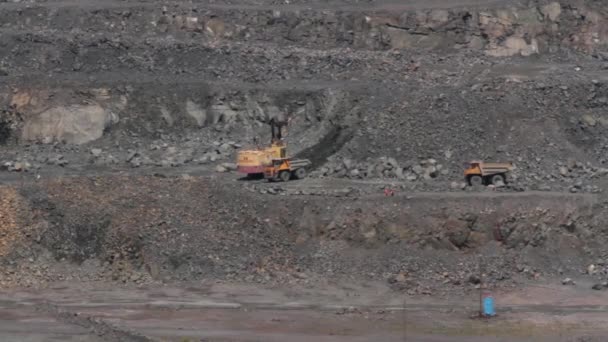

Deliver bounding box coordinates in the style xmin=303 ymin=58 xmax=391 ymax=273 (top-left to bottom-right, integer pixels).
xmin=1 ymin=81 xmax=349 ymax=146
xmin=0 ymin=1 xmax=607 ymax=55
xmin=21 ymin=104 xmax=116 ymax=144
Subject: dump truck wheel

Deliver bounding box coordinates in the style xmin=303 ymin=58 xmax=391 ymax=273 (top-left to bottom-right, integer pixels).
xmin=469 ymin=175 xmax=483 ymax=186
xmin=279 ymin=170 xmax=291 ymax=182
xmin=294 ymin=168 xmax=306 ymax=180
xmin=491 ymin=174 xmax=505 ymax=185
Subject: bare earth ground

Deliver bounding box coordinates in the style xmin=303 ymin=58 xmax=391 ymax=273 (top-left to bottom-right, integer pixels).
xmin=1 ymin=280 xmax=608 ymax=341
xmin=0 ymin=167 xmax=607 ymax=341
xmin=0 ymin=0 xmax=526 ymax=11
xmin=3 ymin=0 xmax=608 ymax=341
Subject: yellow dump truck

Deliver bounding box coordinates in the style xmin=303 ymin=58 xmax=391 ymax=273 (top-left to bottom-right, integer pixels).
xmin=464 ymin=161 xmax=513 ymax=186
xmin=264 ymin=157 xmax=311 ymax=182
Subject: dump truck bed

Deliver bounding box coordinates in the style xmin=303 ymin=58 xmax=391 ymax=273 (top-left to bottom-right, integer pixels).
xmin=479 ymin=163 xmax=513 ymax=176
xmin=288 ymin=159 xmax=312 ymax=169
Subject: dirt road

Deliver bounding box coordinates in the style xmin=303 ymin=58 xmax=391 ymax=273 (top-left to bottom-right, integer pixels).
xmin=1 ymin=281 xmax=607 ymax=341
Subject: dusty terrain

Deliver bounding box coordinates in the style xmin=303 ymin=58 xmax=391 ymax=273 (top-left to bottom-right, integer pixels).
xmin=2 ymin=0 xmax=608 ymax=340
xmin=2 ymin=280 xmax=608 ymax=341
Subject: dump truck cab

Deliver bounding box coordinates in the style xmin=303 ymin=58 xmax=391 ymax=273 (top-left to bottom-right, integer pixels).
xmin=264 ymin=158 xmax=289 ymax=181
xmin=464 ymin=161 xmax=483 ymax=177
xmin=465 ymin=161 xmax=513 ymax=186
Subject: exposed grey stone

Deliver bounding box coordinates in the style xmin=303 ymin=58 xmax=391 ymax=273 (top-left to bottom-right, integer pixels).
xmin=221 ymin=162 xmax=238 ymax=171
xmin=412 ymin=164 xmax=425 ymax=175
xmin=343 ymin=158 xmax=354 ymax=170
xmin=126 ymin=151 xmax=139 ymax=162
xmin=581 ymin=115 xmax=597 ymax=127
xmin=387 ymin=157 xmax=399 ymax=169
xmin=561 ymin=278 xmax=575 ymax=286
xmin=395 ymin=167 xmax=404 ymax=179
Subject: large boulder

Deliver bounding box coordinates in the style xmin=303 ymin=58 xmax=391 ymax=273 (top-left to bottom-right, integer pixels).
xmin=486 ymin=36 xmax=539 ymax=57
xmin=186 ymin=100 xmax=207 ymax=127
xmin=541 ymin=2 xmax=562 ymax=22
xmin=21 ymin=104 xmax=116 ymax=144
xmin=444 ymin=218 xmax=471 ymax=248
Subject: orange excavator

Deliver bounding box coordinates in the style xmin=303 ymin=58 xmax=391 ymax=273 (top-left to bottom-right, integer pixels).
xmin=237 ymin=119 xmax=287 ymax=178
xmin=237 ymin=118 xmax=310 ymax=181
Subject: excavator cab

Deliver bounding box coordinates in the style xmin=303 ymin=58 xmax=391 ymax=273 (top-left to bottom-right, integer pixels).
xmin=265 ymin=143 xmax=286 ymax=159
xmin=236 ymin=118 xmax=288 ymax=177
xmin=237 ymin=116 xmax=311 ymax=181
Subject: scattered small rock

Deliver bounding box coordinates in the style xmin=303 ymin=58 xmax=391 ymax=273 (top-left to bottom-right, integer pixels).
xmin=581 ymin=115 xmax=597 ymax=127
xmin=561 ymin=278 xmax=575 ymax=286
xmin=91 ymin=148 xmax=103 ymax=157
xmin=221 ymin=163 xmax=238 ymax=171
xmin=468 ymin=274 xmax=481 ymax=285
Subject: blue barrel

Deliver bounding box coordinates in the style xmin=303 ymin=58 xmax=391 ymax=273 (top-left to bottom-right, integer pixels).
xmin=483 ymin=296 xmax=496 ymax=316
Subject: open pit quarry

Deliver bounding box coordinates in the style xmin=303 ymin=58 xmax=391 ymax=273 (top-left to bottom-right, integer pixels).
xmin=2 ymin=0 xmax=608 ymax=341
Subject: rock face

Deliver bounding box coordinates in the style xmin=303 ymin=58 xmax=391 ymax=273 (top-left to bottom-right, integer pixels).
xmin=21 ymin=104 xmax=115 ymax=144
xmin=185 ymin=100 xmax=207 ymax=127
xmin=541 ymin=2 xmax=562 ymax=22
xmin=486 ymin=36 xmax=539 ymax=57
xmin=0 ymin=1 xmax=605 ymax=197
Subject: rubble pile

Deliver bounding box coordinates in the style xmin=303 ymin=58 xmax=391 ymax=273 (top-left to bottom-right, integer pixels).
xmin=316 ymin=157 xmax=447 ymax=181
xmin=0 ymin=175 xmax=605 ymax=293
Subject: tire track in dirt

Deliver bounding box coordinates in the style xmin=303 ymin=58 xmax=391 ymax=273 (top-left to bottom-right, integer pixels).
xmin=34 ymin=303 xmax=157 ymax=342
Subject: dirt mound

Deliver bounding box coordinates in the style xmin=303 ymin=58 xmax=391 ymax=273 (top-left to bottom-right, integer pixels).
xmin=0 ymin=175 xmax=606 ymax=295
xmin=5 ymin=176 xmax=299 ymax=285
xmin=0 ymin=186 xmax=28 ymax=257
